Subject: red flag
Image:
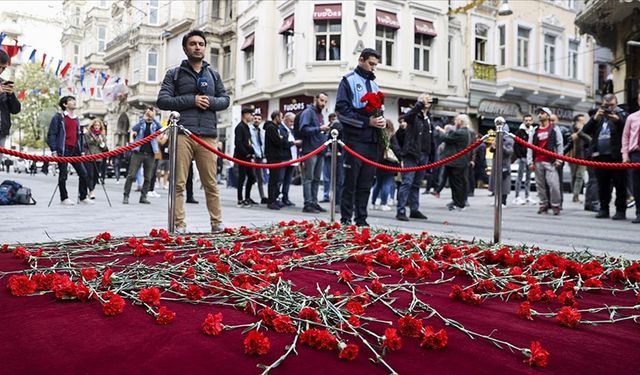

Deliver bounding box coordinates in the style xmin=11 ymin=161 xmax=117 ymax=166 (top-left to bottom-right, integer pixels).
xmin=90 ymin=87 xmax=95 ymax=96
xmin=124 ymin=79 xmax=129 ymax=86
xmin=101 ymin=74 xmax=110 ymax=89
xmin=59 ymin=62 xmax=71 ymax=78
xmin=41 ymin=53 xmax=47 ymax=68
xmin=18 ymin=90 xmax=25 ymax=100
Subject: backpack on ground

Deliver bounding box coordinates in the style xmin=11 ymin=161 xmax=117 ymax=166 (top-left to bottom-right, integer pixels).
xmin=16 ymin=186 xmax=36 ymax=205
xmin=0 ymin=180 xmax=21 ymax=205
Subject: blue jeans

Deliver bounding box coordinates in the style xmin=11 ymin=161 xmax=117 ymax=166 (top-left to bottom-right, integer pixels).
xmin=281 ymin=166 xmax=295 ymax=202
xmin=396 ymin=155 xmax=428 ymax=215
xmin=302 ymin=154 xmax=323 ymax=206
xmin=371 ymin=174 xmax=395 ymax=205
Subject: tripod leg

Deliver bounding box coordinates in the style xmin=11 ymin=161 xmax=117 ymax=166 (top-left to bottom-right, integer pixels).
xmin=48 ymin=184 xmax=58 ymax=207
xmin=95 ymin=161 xmax=112 ymax=207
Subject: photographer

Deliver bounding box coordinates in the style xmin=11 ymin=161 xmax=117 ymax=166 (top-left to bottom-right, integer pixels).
xmin=0 ymin=49 xmax=21 ymax=149
xmin=583 ymin=93 xmax=629 ymax=220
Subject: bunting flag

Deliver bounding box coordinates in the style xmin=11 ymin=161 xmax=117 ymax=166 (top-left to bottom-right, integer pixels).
xmin=101 ymin=72 xmax=110 ymax=89
xmin=41 ymin=53 xmax=47 ymax=68
xmin=28 ymin=48 xmax=36 ymax=63
xmin=125 ymin=79 xmax=129 ymax=86
xmin=45 ymin=56 xmax=54 ymax=72
xmin=79 ymin=66 xmax=86 ymax=92
xmin=59 ymin=62 xmax=71 ymax=78
xmin=16 ymin=44 xmax=26 ymax=61
xmin=0 ymin=32 xmax=6 ymax=46
xmin=54 ymin=59 xmax=62 ymax=76
xmin=89 ymin=87 xmax=95 ymax=96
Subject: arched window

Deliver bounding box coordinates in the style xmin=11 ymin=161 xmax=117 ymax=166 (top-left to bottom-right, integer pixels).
xmin=147 ymin=48 xmax=158 ymax=82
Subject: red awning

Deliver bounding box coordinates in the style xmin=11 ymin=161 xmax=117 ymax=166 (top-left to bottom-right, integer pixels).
xmin=278 ymin=15 xmax=295 ymax=34
xmin=415 ymin=19 xmax=437 ymax=37
xmin=376 ymin=10 xmax=400 ymax=29
xmin=240 ymin=34 xmax=255 ymax=51
xmin=313 ymin=4 xmax=342 ymax=21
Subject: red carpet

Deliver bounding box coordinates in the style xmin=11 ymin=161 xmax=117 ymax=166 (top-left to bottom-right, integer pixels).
xmin=1 ymin=222 xmax=639 ymax=374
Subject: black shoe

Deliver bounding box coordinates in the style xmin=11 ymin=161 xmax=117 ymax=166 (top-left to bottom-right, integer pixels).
xmin=267 ymin=203 xmax=281 ymax=210
xmin=409 ymin=210 xmax=427 ymax=220
xmin=340 ymin=220 xmax=351 ymax=226
xmin=186 ymin=198 xmax=199 ymax=204
xmin=595 ymin=210 xmax=610 ymax=219
xmin=611 ymin=212 xmax=626 ymax=220
xmin=139 ymin=196 xmax=151 ymax=204
xmin=248 ymin=198 xmax=259 ymax=205
xmin=314 ymin=203 xmax=327 ymax=212
xmin=302 ymin=205 xmax=319 ymax=213
xmin=320 ymin=198 xmax=330 ymax=203
xmin=261 ymin=197 xmax=270 ymax=204
xmin=355 ymin=221 xmax=369 ymax=227
xmin=122 ymin=196 xmax=129 ymax=205
xmin=632 ymin=216 xmax=640 ymax=224
xmin=276 ymin=200 xmax=285 ymax=208
xmin=396 ymin=213 xmax=409 ymax=221
xmin=283 ymin=200 xmax=295 ymax=207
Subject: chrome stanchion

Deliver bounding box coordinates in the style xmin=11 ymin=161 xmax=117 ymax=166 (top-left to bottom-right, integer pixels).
xmin=329 ymin=129 xmax=339 ymax=223
xmin=493 ymin=116 xmax=505 ymax=244
xmin=167 ymin=111 xmax=180 ymax=234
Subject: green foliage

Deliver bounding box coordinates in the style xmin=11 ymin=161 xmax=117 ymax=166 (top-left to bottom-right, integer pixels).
xmin=13 ymin=63 xmax=62 ymax=149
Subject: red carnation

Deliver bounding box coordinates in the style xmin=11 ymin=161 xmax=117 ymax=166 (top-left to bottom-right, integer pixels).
xmin=163 ymin=251 xmax=175 ymax=263
xmin=583 ymin=278 xmax=603 ymax=289
xmin=557 ymin=290 xmax=577 ymax=307
xmin=139 ymin=287 xmax=161 ymax=306
xmin=102 ymin=292 xmax=125 ymax=316
xmin=555 ymin=306 xmax=581 ymax=328
xmin=182 ymin=266 xmax=196 ymax=279
xmin=7 ymin=275 xmax=36 ymax=296
xmin=243 ymin=330 xmax=270 ymax=355
xmin=155 ymin=306 xmax=176 ymax=325
xmin=202 ymin=312 xmax=224 ymax=335
xmin=12 ymin=246 xmax=30 ymax=260
xmin=300 ymin=329 xmax=338 ymax=351
xmin=259 ymin=307 xmax=278 ymax=326
xmin=102 ymin=268 xmax=114 ymax=286
xmin=517 ymin=301 xmax=533 ymax=320
xmin=299 ymin=307 xmax=320 ymax=322
xmin=381 ymin=328 xmax=402 ymax=352
xmin=371 ymin=278 xmax=384 ymax=294
xmin=338 ymin=270 xmax=353 ymax=283
xmin=272 ymin=314 xmax=296 ymax=334
xmin=185 ymin=284 xmax=204 ymax=300
xmin=397 ymin=315 xmax=423 ymax=338
xmin=420 ymin=326 xmax=448 ymax=350
xmin=338 ymin=343 xmax=359 ymax=361
xmin=80 ymin=268 xmax=98 ymax=281
xmin=75 ymin=282 xmax=91 ymax=302
xmin=345 ymin=300 xmax=364 ymax=315
xmin=215 ymin=262 xmax=231 ymax=274
xmin=525 ymin=341 xmax=549 ymax=368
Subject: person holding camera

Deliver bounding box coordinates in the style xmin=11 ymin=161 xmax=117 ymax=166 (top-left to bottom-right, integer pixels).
xmin=0 ymin=49 xmax=21 ymax=150
xmin=84 ymin=118 xmax=108 ymax=199
xmin=621 ymin=93 xmax=640 ymax=223
xmin=395 ymin=93 xmax=436 ymax=221
xmin=583 ymin=93 xmax=629 ymax=220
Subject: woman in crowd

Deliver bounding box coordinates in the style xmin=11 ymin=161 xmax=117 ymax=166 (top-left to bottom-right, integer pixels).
xmin=84 ymin=119 xmax=108 ymax=199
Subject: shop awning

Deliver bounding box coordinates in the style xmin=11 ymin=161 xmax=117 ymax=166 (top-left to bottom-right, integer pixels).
xmin=278 ymin=15 xmax=294 ymax=34
xmin=313 ymin=4 xmax=342 ymax=21
xmin=376 ymin=10 xmax=400 ymax=29
xmin=415 ymin=18 xmax=437 ymax=37
xmin=240 ymin=34 xmax=255 ymax=51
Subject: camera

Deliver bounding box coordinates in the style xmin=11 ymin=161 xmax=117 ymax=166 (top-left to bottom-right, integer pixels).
xmin=428 ymin=98 xmax=439 ymax=105
xmin=602 ymin=107 xmax=613 ymax=115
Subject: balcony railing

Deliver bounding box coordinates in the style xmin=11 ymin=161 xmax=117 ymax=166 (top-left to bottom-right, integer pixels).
xmin=473 ymin=61 xmax=496 ymax=82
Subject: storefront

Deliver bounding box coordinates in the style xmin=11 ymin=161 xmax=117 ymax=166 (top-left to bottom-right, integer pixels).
xmin=241 ymin=100 xmax=269 ymax=118
xmin=279 ymin=95 xmax=314 ymax=115
xmin=477 ymin=99 xmax=523 ymax=134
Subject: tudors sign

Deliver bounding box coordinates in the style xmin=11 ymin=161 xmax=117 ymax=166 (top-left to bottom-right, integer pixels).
xmin=280 ymin=95 xmax=314 ymax=114
xmin=478 ymin=99 xmax=521 ymax=118
xmin=313 ymin=4 xmax=342 ymax=21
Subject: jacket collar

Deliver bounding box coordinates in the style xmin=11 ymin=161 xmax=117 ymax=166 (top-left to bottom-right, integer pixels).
xmin=355 ymin=66 xmax=376 ymax=81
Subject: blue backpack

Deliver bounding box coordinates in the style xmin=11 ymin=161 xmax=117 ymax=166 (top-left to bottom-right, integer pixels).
xmin=0 ymin=180 xmax=21 ymax=205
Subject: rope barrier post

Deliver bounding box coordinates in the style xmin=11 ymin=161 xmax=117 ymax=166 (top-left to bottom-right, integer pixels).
xmin=493 ymin=116 xmax=505 ymax=244
xmin=167 ymin=112 xmax=180 ymax=234
xmin=329 ymin=129 xmax=339 ymax=222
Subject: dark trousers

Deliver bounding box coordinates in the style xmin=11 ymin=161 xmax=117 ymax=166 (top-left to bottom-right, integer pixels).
xmin=340 ymin=141 xmax=380 ymax=225
xmin=267 ymin=165 xmax=284 ymax=204
xmin=86 ymin=160 xmax=103 ymax=192
xmin=630 ymin=152 xmax=640 ymax=216
xmin=281 ymin=165 xmax=295 ymax=202
xmin=124 ymin=152 xmax=154 ymax=198
xmin=149 ymin=159 xmax=159 ymax=192
xmin=237 ymin=164 xmax=255 ymax=201
xmin=396 ymin=154 xmax=427 ymax=215
xmin=584 ymin=166 xmax=600 ymax=211
xmin=447 ymin=166 xmax=468 ymax=208
xmin=594 ymin=155 xmax=627 ymax=213
xmin=58 ymin=147 xmax=89 ymax=201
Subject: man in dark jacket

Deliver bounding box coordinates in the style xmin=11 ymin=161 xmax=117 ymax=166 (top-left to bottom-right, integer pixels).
xmin=395 ymin=93 xmax=435 ymax=221
xmin=438 ymin=114 xmax=471 ymax=210
xmin=234 ymin=108 xmax=256 ymax=208
xmin=299 ymin=92 xmax=330 ymax=213
xmin=0 ymin=49 xmax=21 ymax=149
xmin=564 ymin=114 xmax=591 ymax=203
xmin=157 ymin=30 xmax=230 ymax=233
xmin=336 ymin=48 xmax=385 ymax=227
xmin=582 ymin=93 xmax=629 ymax=219
xmin=264 ymin=110 xmax=293 ymax=210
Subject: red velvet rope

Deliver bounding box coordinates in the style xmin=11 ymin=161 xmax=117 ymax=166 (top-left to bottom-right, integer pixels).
xmin=341 ymin=139 xmax=484 ymax=173
xmin=0 ymin=130 xmax=163 ymax=163
xmin=511 ymin=135 xmax=640 ymax=170
xmin=186 ymin=131 xmax=328 ymax=169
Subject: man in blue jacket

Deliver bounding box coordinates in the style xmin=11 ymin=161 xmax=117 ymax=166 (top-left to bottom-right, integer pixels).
xmin=122 ymin=107 xmax=160 ymax=205
xmin=157 ymin=30 xmax=230 ymax=233
xmin=336 ymin=48 xmax=385 ymax=226
xmin=299 ymin=92 xmax=330 ymax=213
xmin=46 ymin=96 xmax=92 ymax=205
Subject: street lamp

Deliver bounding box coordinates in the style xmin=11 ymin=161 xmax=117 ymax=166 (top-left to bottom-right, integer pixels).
xmin=498 ymin=0 xmax=513 ymax=16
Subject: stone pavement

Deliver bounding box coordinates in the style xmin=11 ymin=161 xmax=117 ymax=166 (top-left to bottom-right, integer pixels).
xmin=1 ymin=171 xmax=638 ymax=259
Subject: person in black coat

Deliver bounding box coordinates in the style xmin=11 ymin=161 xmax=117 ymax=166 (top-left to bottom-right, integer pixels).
xmin=264 ymin=110 xmax=294 ymax=209
xmin=0 ymin=49 xmax=21 ymax=149
xmin=234 ymin=108 xmax=256 ymax=207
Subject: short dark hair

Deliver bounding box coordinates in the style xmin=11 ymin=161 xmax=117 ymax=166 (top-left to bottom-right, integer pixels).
xmin=523 ymin=113 xmax=532 ymax=119
xmin=241 ymin=107 xmax=254 ymax=115
xmin=315 ymin=92 xmax=328 ymax=99
xmin=573 ymin=114 xmax=584 ymax=123
xmin=328 ymin=113 xmax=336 ymax=119
xmin=603 ymin=93 xmax=616 ymax=102
xmin=359 ymin=48 xmax=381 ymax=61
xmin=182 ymin=30 xmax=207 ymax=49
xmin=0 ymin=49 xmax=9 ymax=64
xmin=270 ymin=110 xmax=281 ymax=121
xmin=146 ymin=106 xmax=156 ymax=112
xmin=59 ymin=96 xmax=76 ymax=110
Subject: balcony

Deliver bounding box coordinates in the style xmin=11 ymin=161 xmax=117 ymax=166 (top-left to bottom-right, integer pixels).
xmin=472 ymin=61 xmax=496 ymax=82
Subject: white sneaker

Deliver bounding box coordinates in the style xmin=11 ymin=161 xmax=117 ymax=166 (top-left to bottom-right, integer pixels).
xmin=89 ymin=190 xmax=95 ymax=199
xmin=373 ymin=204 xmax=381 ymax=210
xmin=380 ymin=204 xmax=392 ymax=211
xmin=79 ymin=198 xmax=95 ymax=205
xmin=526 ymin=197 xmax=537 ymax=205
xmin=148 ymin=191 xmax=161 ymax=198
xmin=61 ymin=198 xmax=75 ymax=206
xmin=388 ymin=198 xmax=395 ymax=206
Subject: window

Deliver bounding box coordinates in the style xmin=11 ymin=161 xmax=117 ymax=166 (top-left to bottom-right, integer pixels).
xmin=568 ymin=39 xmax=579 ymax=79
xmin=447 ymin=35 xmax=453 ymax=83
xmin=132 ymin=53 xmax=141 ymax=84
xmin=543 ymin=34 xmax=556 ymax=74
xmin=98 ymin=26 xmax=106 ymax=52
xmin=567 ymin=0 xmax=577 ymax=10
xmin=148 ymin=0 xmax=159 ymax=25
xmin=375 ymin=26 xmax=395 ymax=66
xmin=517 ymin=27 xmax=530 ymax=68
xmin=245 ymin=47 xmax=254 ymax=80
xmin=222 ymin=46 xmax=231 ymax=79
xmin=475 ymin=25 xmax=488 ymax=62
xmin=99 ymin=0 xmax=108 ymax=8
xmin=224 ymin=0 xmax=233 ymax=20
xmin=315 ymin=21 xmax=341 ymax=61
xmin=198 ymin=0 xmax=209 ymax=25
xmin=284 ymin=33 xmax=294 ymax=69
xmin=413 ymin=34 xmax=432 ymax=72
xmin=147 ymin=49 xmax=158 ymax=82
xmin=73 ymin=44 xmax=80 ymax=65
xmin=498 ymin=25 xmax=505 ymax=67
xmin=74 ymin=7 xmax=81 ymax=27
xmin=212 ymin=0 xmax=221 ymax=18
xmin=210 ymin=48 xmax=219 ymax=70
